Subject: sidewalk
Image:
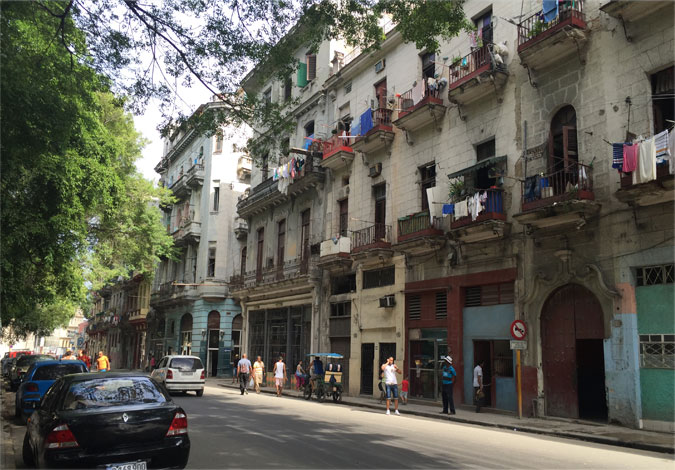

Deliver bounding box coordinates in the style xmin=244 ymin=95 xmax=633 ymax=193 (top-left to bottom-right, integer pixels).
xmin=213 ymin=379 xmax=674 ymax=454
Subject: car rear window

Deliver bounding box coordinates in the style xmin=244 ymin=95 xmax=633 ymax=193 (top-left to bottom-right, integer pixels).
xmin=33 ymin=364 xmax=86 ymax=381
xmin=17 ymin=355 xmax=52 ymax=367
xmin=169 ymin=357 xmax=203 ymax=371
xmin=63 ymin=377 xmax=167 ymax=410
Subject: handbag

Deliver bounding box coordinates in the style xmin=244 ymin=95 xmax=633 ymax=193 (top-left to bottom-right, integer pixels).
xmin=249 ymin=377 xmax=254 ymax=387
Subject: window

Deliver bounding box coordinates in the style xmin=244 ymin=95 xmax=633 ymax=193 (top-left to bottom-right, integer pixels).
xmin=651 ymin=66 xmax=673 ymax=134
xmin=240 ymin=247 xmax=247 ymax=276
xmin=330 ymin=302 xmax=351 ymax=317
xmin=213 ymin=186 xmax=220 ymax=211
xmin=344 ymin=81 xmax=352 ymax=94
xmin=640 ymin=334 xmax=675 ymax=369
xmin=207 ymin=248 xmax=216 ymax=277
xmin=256 ymin=228 xmax=264 ymax=278
xmin=363 ymin=266 xmax=395 ymax=289
xmin=476 ymin=139 xmax=496 ymax=189
xmin=306 ymin=53 xmax=317 ymax=81
xmin=169 ymin=357 xmax=204 ymax=370
xmin=636 ymin=264 xmax=674 ymax=286
xmin=339 ymin=199 xmax=348 ymax=237
xmin=277 ymin=219 xmax=286 ymax=267
xmin=331 ymin=274 xmax=356 ymax=295
xmin=301 ymin=209 xmax=310 ymax=261
xmin=284 ymin=77 xmax=292 ymax=102
xmin=419 ymin=163 xmax=436 ymax=211
xmin=407 ymin=295 xmax=422 ymax=320
xmin=473 ymin=9 xmax=493 ymax=43
xmin=421 ymin=52 xmax=435 ymax=80
xmin=435 ymin=292 xmax=447 ymax=319
xmin=304 ymin=121 xmax=315 ymax=137
xmin=261 ymin=153 xmax=269 ymax=180
xmin=493 ymin=340 xmax=513 ymax=377
xmin=215 ymin=132 xmax=223 ymax=153
xmin=263 ymin=88 xmax=272 ymax=104
xmin=63 ymin=377 xmax=167 ymax=410
xmin=373 ymin=183 xmax=386 ymax=238
xmin=465 ymin=283 xmax=515 ymax=307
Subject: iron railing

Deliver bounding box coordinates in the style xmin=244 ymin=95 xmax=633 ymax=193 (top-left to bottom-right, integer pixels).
xmin=521 ymin=162 xmax=593 ymax=209
xmin=351 ymin=224 xmax=392 ymax=250
xmin=449 ymin=43 xmax=495 ymax=85
xmin=235 ymin=257 xmax=312 ymax=288
xmin=517 ymin=0 xmax=585 ymax=47
xmin=397 ymin=211 xmax=442 ymax=238
xmin=322 ymin=133 xmax=353 ymax=157
xmin=398 ymin=82 xmax=442 ymax=114
xmin=372 ymin=108 xmax=393 ymax=127
xmin=450 ymin=188 xmax=506 ymax=228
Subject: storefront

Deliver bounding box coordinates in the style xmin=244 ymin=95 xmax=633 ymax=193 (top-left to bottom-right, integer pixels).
xmin=408 ymin=328 xmax=448 ymax=400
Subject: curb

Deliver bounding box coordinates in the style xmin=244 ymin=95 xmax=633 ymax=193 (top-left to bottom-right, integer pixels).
xmin=215 ymin=383 xmax=674 ymax=455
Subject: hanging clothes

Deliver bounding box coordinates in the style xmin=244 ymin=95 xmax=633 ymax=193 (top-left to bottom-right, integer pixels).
xmin=411 ymin=80 xmax=424 ymax=104
xmin=636 ymin=138 xmax=656 ymax=184
xmin=654 ymin=129 xmax=670 ymax=163
xmin=612 ymin=143 xmax=625 ymax=170
xmin=542 ymin=0 xmax=559 ymax=23
xmin=360 ymin=109 xmax=374 ymax=135
xmin=468 ymin=30 xmax=478 ymax=48
xmin=622 ymin=143 xmax=639 ymax=173
xmin=442 ymin=204 xmax=454 ymax=215
xmin=454 ymin=199 xmax=468 ymax=219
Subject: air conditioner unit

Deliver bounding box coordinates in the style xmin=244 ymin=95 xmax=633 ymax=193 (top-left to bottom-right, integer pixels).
xmin=379 ymin=295 xmax=396 ymax=308
xmin=369 ymin=163 xmax=382 ymax=178
xmin=375 ymin=59 xmax=386 ymax=73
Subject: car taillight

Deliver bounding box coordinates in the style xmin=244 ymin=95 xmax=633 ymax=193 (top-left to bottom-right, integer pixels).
xmin=25 ymin=383 xmax=38 ymax=392
xmin=166 ymin=369 xmax=173 ymax=379
xmin=45 ymin=424 xmax=79 ymax=449
xmin=166 ymin=412 xmax=188 ymax=436
xmin=200 ymin=370 xmax=205 ymax=380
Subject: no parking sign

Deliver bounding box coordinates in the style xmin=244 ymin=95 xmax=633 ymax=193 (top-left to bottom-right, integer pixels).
xmin=510 ymin=319 xmax=527 ymax=340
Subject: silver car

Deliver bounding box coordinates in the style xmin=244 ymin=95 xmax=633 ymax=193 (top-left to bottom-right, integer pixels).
xmin=151 ymin=355 xmax=205 ymax=397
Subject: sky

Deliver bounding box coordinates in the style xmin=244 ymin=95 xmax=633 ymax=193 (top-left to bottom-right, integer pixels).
xmin=133 ymin=86 xmax=213 ymax=182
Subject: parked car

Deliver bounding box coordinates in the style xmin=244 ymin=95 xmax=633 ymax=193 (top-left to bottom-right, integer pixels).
xmin=10 ymin=355 xmax=54 ymax=391
xmin=151 ymin=355 xmax=205 ymax=397
xmin=3 ymin=356 xmax=17 ymax=379
xmin=15 ymin=360 xmax=88 ymax=421
xmin=23 ymin=372 xmax=190 ymax=469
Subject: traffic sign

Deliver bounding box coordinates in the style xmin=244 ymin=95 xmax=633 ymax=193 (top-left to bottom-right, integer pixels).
xmin=510 ymin=340 xmax=527 ymax=350
xmin=510 ymin=319 xmax=527 ymax=340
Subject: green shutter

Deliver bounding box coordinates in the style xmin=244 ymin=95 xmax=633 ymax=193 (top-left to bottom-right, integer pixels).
xmin=297 ymin=62 xmax=307 ymax=88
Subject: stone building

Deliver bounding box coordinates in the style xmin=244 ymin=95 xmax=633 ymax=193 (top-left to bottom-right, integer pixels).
xmin=236 ymin=0 xmax=673 ymax=429
xmin=150 ymin=98 xmax=251 ymax=377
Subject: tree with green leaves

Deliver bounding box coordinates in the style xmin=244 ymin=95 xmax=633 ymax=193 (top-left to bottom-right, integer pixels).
xmin=1 ymin=2 xmax=175 ymax=339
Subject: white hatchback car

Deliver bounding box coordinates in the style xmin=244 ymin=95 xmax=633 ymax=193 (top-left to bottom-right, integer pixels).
xmin=151 ymin=355 xmax=205 ymax=396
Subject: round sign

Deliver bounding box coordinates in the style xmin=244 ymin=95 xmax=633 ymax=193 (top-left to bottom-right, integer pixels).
xmin=510 ymin=320 xmax=527 ymax=340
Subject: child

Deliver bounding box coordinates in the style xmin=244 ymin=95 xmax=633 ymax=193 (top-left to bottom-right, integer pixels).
xmin=401 ymin=375 xmax=409 ymax=405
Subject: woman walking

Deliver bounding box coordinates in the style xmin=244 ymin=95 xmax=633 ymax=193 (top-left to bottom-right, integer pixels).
xmin=253 ymin=356 xmax=265 ymax=393
xmin=273 ymin=356 xmax=287 ymax=397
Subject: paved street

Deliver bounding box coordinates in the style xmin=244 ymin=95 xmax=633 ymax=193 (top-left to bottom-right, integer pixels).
xmin=2 ymin=383 xmax=673 ymax=469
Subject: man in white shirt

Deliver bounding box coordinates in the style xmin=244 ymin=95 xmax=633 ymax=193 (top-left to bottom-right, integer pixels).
xmin=473 ymin=360 xmax=485 ymax=412
xmin=237 ymin=353 xmax=252 ymax=395
xmin=381 ymin=356 xmax=402 ymax=415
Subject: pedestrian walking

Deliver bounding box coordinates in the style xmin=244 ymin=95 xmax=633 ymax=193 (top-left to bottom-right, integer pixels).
xmin=295 ymin=360 xmax=307 ymax=390
xmin=377 ymin=372 xmax=386 ymax=404
xmin=473 ymin=360 xmax=485 ymax=413
xmin=381 ymin=356 xmax=402 ymax=415
xmin=273 ymin=356 xmax=287 ymax=397
xmin=150 ymin=354 xmax=156 ymax=371
xmin=401 ymin=375 xmax=409 ymax=405
xmin=78 ymin=350 xmax=91 ymax=369
xmin=96 ymin=351 xmax=111 ymax=372
xmin=61 ymin=350 xmax=77 ymax=360
xmin=232 ymin=354 xmax=240 ymax=383
xmin=253 ymin=356 xmax=265 ymax=393
xmin=441 ymin=356 xmax=457 ymax=415
xmin=237 ymin=353 xmax=252 ymax=395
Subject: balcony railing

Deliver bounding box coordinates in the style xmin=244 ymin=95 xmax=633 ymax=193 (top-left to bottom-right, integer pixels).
xmin=233 ymin=257 xmax=311 ymax=289
xmin=517 ymin=1 xmax=585 ymax=49
xmin=185 ymin=163 xmax=204 ymax=187
xmin=322 ymin=133 xmax=354 ymax=159
xmin=351 ymin=224 xmax=392 ymax=251
xmin=449 ymin=43 xmax=496 ymax=87
xmin=398 ymin=82 xmax=441 ymax=115
xmin=521 ymin=162 xmax=594 ymax=211
xmin=450 ymin=188 xmax=506 ymax=229
xmin=397 ymin=211 xmax=443 ymax=242
xmin=372 ymin=108 xmax=393 ymax=128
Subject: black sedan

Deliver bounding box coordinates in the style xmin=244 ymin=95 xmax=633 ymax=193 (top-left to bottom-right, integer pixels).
xmin=23 ymin=372 xmax=190 ymax=469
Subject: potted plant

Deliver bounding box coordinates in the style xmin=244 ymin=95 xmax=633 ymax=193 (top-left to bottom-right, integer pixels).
xmin=448 ymin=179 xmax=466 ymax=201
xmin=529 ymin=20 xmax=547 ymax=38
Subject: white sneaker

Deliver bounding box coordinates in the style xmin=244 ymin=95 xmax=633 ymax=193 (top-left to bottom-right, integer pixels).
xmin=395 ymin=410 xmax=400 ymax=415
xmin=386 ymin=410 xmax=390 ymax=415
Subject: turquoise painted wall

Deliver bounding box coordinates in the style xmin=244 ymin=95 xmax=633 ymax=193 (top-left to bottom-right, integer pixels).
xmin=462 ymin=304 xmax=516 ymax=411
xmin=637 ymin=284 xmax=675 ymax=422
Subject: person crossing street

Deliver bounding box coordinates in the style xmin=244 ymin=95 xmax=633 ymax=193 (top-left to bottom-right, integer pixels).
xmin=237 ymin=353 xmax=252 ymax=395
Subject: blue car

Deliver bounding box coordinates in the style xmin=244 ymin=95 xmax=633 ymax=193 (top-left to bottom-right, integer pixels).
xmin=15 ymin=360 xmax=88 ymax=420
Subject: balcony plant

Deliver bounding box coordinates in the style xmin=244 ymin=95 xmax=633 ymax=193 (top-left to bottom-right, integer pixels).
xmin=528 ymin=20 xmax=547 ymax=38
xmin=448 ymin=179 xmax=466 ymax=201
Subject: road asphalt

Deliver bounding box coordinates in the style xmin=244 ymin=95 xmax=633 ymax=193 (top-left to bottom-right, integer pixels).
xmin=2 ymin=382 xmax=674 ymax=469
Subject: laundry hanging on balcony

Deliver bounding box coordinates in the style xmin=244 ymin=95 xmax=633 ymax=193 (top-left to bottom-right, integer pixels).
xmin=636 ymin=137 xmax=656 ymax=184
xmin=542 ymin=0 xmax=559 ymax=23
xmin=360 ymin=108 xmax=374 ymax=135
xmin=613 ymin=130 xmax=673 ymax=181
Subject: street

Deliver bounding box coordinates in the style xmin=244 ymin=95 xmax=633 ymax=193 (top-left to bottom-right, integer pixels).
xmin=3 ymin=382 xmax=673 ymax=469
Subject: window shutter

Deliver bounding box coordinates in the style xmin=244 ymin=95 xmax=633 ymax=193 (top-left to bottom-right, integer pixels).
xmin=297 ymin=63 xmax=308 ymax=88
xmin=435 ymin=292 xmax=447 ymax=319
xmin=307 ymin=54 xmax=317 ymax=81
xmin=408 ymin=295 xmax=421 ymax=320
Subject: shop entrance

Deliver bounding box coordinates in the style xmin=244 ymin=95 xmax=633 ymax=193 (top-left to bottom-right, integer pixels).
xmin=541 ymin=284 xmax=607 ymax=420
xmin=408 ymin=329 xmax=448 ymax=400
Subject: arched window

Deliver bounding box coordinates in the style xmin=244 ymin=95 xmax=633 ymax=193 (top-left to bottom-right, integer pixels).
xmin=549 ymin=105 xmax=578 ymax=173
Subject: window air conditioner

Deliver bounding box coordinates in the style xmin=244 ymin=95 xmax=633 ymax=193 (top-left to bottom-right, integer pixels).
xmin=369 ymin=163 xmax=382 ymax=178
xmin=379 ymin=295 xmax=396 ymax=308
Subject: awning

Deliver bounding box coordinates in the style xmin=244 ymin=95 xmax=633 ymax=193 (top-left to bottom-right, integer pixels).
xmin=447 ymin=155 xmax=507 ymax=179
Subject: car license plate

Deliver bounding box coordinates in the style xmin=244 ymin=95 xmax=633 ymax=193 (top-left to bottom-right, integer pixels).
xmin=106 ymin=461 xmax=147 ymax=470
xmin=180 ymin=371 xmax=192 ymax=376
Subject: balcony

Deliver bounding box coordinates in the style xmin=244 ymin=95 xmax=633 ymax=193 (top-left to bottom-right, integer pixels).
xmin=128 ymin=308 xmax=149 ymax=324
xmin=234 ymin=217 xmax=248 ymax=240
xmin=447 ymin=44 xmax=508 ymax=105
xmin=395 ymin=211 xmax=445 ymax=255
xmin=448 ymin=189 xmax=509 ymax=243
xmin=321 ymin=134 xmax=355 ymax=170
xmin=234 ymin=257 xmax=310 ymax=290
xmin=350 ymin=109 xmax=395 ymax=155
xmin=236 ymin=156 xmax=325 ymax=218
xmin=517 ymin=1 xmax=588 ymax=71
xmin=150 ymin=281 xmax=199 ymax=307
xmin=393 ymin=85 xmax=446 ymax=133
xmin=173 ymin=216 xmax=201 ymax=245
xmin=237 ymin=156 xmax=252 ymax=182
xmin=185 ymin=163 xmax=204 ymax=188
xmin=198 ymin=280 xmax=228 ymax=300
xmin=318 ymin=236 xmax=352 ymax=270
xmin=600 ymin=1 xmax=673 ymax=23
xmin=615 ymin=164 xmax=675 ymax=207
xmin=513 ymin=162 xmax=600 ymax=230
xmin=351 ymin=224 xmax=392 ymax=254
xmin=169 ymin=174 xmax=190 ymax=199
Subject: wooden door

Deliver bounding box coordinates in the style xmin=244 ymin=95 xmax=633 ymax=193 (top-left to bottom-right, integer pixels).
xmin=375 ymin=79 xmax=387 ymax=109
xmin=256 ymin=228 xmax=264 ymax=281
xmin=361 ymin=343 xmax=374 ymax=395
xmin=339 ymin=199 xmax=349 ymax=237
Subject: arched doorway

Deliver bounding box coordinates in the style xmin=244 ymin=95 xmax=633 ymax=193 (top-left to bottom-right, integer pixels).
xmin=207 ymin=311 xmax=221 ymax=377
xmin=180 ymin=313 xmax=193 ymax=355
xmin=549 ymin=105 xmax=578 ymax=174
xmin=231 ymin=314 xmax=242 ymax=370
xmin=541 ymin=284 xmax=607 ymax=420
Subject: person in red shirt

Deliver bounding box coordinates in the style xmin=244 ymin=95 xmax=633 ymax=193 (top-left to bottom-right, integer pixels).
xmin=78 ymin=350 xmax=91 ymax=369
xmin=401 ymin=375 xmax=410 ymax=405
